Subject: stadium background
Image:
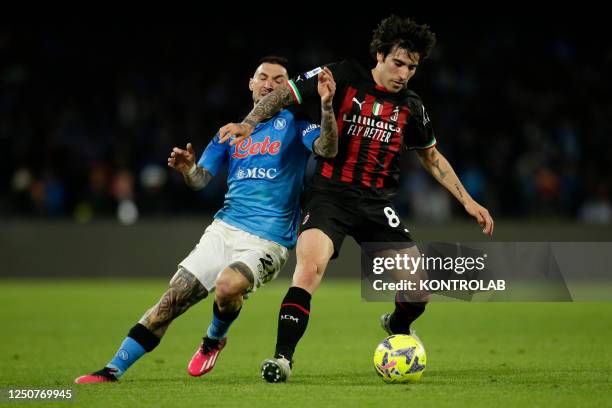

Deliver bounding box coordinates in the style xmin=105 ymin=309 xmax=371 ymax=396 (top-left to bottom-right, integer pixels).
xmin=1 ymin=16 xmax=611 ymax=278
xmin=1 ymin=16 xmax=612 ymax=408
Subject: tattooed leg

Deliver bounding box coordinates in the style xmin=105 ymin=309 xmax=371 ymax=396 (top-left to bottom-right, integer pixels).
xmin=139 ymin=267 xmax=208 ymax=338
xmin=74 ymin=268 xmax=208 ymax=381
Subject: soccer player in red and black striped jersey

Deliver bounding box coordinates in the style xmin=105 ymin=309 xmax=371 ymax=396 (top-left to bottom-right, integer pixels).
xmin=220 ymin=16 xmax=494 ymax=382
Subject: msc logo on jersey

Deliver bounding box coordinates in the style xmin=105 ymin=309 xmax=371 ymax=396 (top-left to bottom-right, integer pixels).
xmin=236 ymin=167 xmax=278 ymax=180
xmin=274 ymin=118 xmax=287 ymax=130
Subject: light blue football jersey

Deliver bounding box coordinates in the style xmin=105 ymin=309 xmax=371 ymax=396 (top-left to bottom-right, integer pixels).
xmin=198 ymin=109 xmax=320 ymax=248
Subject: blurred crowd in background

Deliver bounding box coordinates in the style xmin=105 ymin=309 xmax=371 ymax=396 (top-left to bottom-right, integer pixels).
xmin=1 ymin=17 xmax=610 ymax=224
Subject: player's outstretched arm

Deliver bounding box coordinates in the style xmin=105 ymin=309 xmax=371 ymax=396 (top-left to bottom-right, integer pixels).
xmin=416 ymin=147 xmax=494 ymax=236
xmin=218 ymin=87 xmax=295 ymax=146
xmin=167 ymin=143 xmax=213 ymax=191
xmin=314 ymin=67 xmax=338 ymax=158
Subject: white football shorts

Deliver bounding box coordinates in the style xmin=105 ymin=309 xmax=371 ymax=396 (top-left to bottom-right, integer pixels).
xmin=177 ymin=219 xmax=289 ymax=293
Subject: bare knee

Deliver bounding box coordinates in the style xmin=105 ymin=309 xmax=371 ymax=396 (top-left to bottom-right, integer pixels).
xmin=292 ymin=229 xmax=333 ymax=293
xmin=292 ymin=260 xmax=321 ymax=291
xmin=215 ymin=274 xmax=244 ymax=303
xmin=214 ymin=264 xmax=251 ymax=311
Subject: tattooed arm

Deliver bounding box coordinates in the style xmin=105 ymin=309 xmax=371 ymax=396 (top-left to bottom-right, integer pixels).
xmin=313 ymin=67 xmax=338 ymax=158
xmin=167 ymin=143 xmax=213 ymax=191
xmin=416 ymin=147 xmax=494 ymax=236
xmin=183 ymin=167 xmax=213 ymax=191
xmin=314 ymin=104 xmax=339 ymax=158
xmin=243 ymin=87 xmax=295 ymax=129
xmin=139 ymin=267 xmax=208 ymax=338
xmin=416 ymin=147 xmax=465 ymax=204
xmin=218 ymin=87 xmax=295 ymax=145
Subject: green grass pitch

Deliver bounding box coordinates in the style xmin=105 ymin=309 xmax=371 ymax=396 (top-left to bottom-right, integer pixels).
xmin=1 ymin=279 xmax=611 ymax=407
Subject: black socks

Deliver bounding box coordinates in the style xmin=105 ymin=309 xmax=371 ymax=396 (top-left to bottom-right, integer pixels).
xmin=274 ymin=286 xmax=312 ymax=361
xmin=388 ymin=293 xmax=426 ymax=334
xmin=127 ymin=323 xmax=160 ymax=352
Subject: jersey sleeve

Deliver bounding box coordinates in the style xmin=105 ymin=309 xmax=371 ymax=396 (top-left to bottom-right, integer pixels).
xmin=296 ymin=121 xmax=321 ymax=153
xmin=404 ymin=101 xmax=437 ymax=150
xmin=197 ymin=133 xmax=228 ymax=175
xmin=286 ymin=61 xmax=350 ymax=105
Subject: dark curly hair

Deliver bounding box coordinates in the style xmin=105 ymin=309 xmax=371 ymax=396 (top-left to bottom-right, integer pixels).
xmin=369 ymin=16 xmax=437 ymax=61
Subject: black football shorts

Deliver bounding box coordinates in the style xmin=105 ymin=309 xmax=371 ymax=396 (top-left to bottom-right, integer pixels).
xmin=299 ymin=186 xmax=414 ymax=259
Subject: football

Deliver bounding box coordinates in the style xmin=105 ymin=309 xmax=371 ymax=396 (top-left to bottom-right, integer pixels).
xmin=373 ymin=334 xmax=427 ymax=383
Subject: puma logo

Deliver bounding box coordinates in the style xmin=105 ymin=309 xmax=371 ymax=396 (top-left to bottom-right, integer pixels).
xmin=352 ymin=97 xmax=365 ymax=110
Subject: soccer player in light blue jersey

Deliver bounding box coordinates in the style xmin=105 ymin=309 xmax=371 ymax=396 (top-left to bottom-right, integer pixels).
xmin=75 ymin=56 xmax=338 ymax=383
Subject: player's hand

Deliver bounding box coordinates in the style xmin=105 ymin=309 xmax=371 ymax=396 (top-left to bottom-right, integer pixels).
xmin=318 ymin=67 xmax=336 ymax=108
xmin=168 ymin=143 xmax=196 ymax=174
xmin=219 ymin=122 xmax=254 ymax=146
xmin=464 ymin=200 xmax=494 ymax=236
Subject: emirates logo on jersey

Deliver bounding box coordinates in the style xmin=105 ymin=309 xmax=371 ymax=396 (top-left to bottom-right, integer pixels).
xmin=232 ymin=136 xmax=282 ymax=159
xmin=342 ymin=114 xmax=401 ymax=143
xmin=340 ymin=88 xmax=408 ymax=144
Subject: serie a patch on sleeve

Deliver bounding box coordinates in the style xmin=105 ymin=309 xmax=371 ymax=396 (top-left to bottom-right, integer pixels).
xmin=304 ymin=67 xmax=323 ymax=79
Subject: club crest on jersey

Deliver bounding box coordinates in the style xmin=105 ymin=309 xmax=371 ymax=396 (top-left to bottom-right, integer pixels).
xmin=274 ymin=118 xmax=287 ymax=130
xmin=232 ymin=136 xmax=281 ymax=158
xmin=391 ymin=106 xmax=400 ymax=122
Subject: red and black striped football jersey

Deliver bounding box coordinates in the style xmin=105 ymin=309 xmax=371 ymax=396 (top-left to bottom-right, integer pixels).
xmin=288 ymin=60 xmax=436 ymax=197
